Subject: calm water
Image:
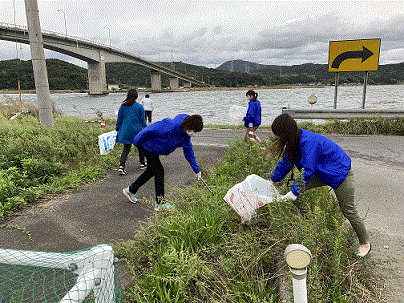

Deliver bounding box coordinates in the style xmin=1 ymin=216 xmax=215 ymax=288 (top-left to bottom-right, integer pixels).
xmin=2 ymin=85 xmax=403 ymax=125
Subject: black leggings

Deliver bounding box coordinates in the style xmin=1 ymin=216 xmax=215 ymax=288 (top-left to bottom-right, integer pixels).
xmin=119 ymin=144 xmax=145 ymax=168
xmin=129 ymin=145 xmax=164 ymax=203
xmin=145 ymin=111 xmax=152 ymax=123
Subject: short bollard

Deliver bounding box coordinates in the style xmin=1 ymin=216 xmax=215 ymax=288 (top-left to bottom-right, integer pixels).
xmin=284 ymin=244 xmax=312 ymax=303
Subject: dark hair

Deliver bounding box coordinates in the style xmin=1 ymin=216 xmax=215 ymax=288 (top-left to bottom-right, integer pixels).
xmin=145 ymin=94 xmax=150 ymax=98
xmin=181 ymin=114 xmax=203 ymax=132
xmin=123 ymin=89 xmax=138 ymax=106
xmin=246 ymin=90 xmax=258 ymax=101
xmin=271 ymin=113 xmax=301 ymax=167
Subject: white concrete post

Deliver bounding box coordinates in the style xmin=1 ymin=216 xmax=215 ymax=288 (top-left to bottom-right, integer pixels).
xmin=24 ymin=0 xmax=54 ymax=127
xmin=88 ymin=52 xmax=107 ymax=95
xmin=151 ymin=71 xmax=162 ymax=92
xmin=169 ymin=76 xmax=179 ymax=90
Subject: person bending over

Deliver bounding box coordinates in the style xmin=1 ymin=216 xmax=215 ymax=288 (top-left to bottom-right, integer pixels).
xmin=270 ymin=113 xmax=371 ymax=257
xmin=122 ymin=114 xmax=203 ymax=210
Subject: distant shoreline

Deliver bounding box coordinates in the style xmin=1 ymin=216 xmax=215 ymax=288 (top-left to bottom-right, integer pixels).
xmin=1 ymin=83 xmax=402 ymax=95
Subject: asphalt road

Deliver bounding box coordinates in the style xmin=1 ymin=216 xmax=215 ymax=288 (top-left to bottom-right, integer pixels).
xmin=0 ymin=128 xmax=403 ymax=301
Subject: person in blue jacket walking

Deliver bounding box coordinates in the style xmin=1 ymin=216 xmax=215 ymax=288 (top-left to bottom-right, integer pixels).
xmin=122 ymin=114 xmax=203 ymax=210
xmin=243 ymin=90 xmax=262 ymax=143
xmin=115 ymin=89 xmax=147 ymax=175
xmin=269 ymin=113 xmax=371 ymax=257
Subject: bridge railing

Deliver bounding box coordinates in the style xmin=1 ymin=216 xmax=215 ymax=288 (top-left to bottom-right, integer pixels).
xmin=1 ymin=22 xmax=204 ymax=85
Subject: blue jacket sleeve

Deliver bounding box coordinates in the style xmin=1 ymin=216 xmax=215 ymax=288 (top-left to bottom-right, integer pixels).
xmin=139 ymin=106 xmax=147 ymax=129
xmin=182 ymin=138 xmax=200 ymax=173
xmin=271 ymin=155 xmax=292 ymax=183
xmin=115 ymin=106 xmax=123 ymax=131
xmin=290 ymin=141 xmax=320 ymax=196
xmin=243 ymin=102 xmax=254 ymax=127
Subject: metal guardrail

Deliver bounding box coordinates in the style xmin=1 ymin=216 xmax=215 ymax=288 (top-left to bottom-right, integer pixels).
xmin=282 ymin=107 xmax=404 ymax=119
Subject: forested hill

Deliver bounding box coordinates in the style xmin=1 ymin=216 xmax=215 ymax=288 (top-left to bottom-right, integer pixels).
xmin=0 ymin=58 xmax=403 ymax=91
xmin=0 ymin=59 xmax=88 ymax=91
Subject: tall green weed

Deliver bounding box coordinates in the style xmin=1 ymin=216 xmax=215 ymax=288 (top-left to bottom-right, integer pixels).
xmin=0 ymin=115 xmax=120 ymax=220
xmin=116 ymin=141 xmax=380 ymax=302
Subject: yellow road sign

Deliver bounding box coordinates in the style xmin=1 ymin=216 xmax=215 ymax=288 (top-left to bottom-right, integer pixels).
xmin=328 ymin=39 xmax=381 ymax=72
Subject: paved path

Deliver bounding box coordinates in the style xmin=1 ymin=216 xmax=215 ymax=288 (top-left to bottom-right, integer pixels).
xmin=0 ymin=128 xmax=403 ymax=301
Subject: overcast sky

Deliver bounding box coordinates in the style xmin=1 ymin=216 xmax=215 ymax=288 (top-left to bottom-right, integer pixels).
xmin=0 ymin=0 xmax=403 ymax=68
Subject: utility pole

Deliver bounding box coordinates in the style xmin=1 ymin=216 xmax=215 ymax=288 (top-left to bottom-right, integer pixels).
xmin=24 ymin=0 xmax=54 ymax=127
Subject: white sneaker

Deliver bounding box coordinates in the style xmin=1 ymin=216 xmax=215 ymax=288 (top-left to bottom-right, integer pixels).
xmin=118 ymin=166 xmax=126 ymax=175
xmin=357 ymin=243 xmax=371 ymax=257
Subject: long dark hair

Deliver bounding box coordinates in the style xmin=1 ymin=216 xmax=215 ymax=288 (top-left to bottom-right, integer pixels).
xmin=123 ymin=89 xmax=138 ymax=106
xmin=246 ymin=90 xmax=258 ymax=101
xmin=271 ymin=113 xmax=301 ymax=167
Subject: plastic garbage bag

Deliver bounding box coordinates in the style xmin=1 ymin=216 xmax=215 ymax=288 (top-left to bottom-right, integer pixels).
xmin=98 ymin=130 xmax=117 ymax=155
xmin=229 ymin=105 xmax=247 ymax=125
xmin=223 ymin=174 xmax=280 ymax=222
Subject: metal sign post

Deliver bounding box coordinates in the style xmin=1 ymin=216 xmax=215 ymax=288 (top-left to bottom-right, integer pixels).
xmin=362 ymin=71 xmax=369 ymax=109
xmin=333 ymin=72 xmax=339 ymax=109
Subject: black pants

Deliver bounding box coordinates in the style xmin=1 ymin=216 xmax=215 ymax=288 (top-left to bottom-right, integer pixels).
xmin=145 ymin=111 xmax=152 ymax=123
xmin=119 ymin=144 xmax=145 ymax=168
xmin=129 ymin=145 xmax=164 ymax=203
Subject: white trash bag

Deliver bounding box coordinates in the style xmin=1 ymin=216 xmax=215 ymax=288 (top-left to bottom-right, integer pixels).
xmin=229 ymin=105 xmax=247 ymax=125
xmin=223 ymin=174 xmax=280 ymax=222
xmin=98 ymin=130 xmax=118 ymax=155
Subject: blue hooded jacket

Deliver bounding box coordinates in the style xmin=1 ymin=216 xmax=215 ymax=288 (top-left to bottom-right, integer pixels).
xmin=271 ymin=129 xmax=351 ymax=196
xmin=115 ymin=102 xmax=146 ymax=144
xmin=244 ymin=100 xmax=261 ymax=127
xmin=133 ymin=114 xmax=200 ymax=173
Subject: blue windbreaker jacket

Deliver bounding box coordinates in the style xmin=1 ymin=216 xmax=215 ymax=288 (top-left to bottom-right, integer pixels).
xmin=271 ymin=129 xmax=351 ymax=196
xmin=244 ymin=100 xmax=261 ymax=127
xmin=115 ymin=102 xmax=146 ymax=144
xmin=133 ymin=114 xmax=200 ymax=173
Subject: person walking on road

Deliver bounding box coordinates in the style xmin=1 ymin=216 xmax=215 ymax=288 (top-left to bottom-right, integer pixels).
xmin=122 ymin=114 xmax=203 ymax=210
xmin=115 ymin=89 xmax=147 ymax=175
xmin=243 ymin=90 xmax=262 ymax=143
xmin=140 ymin=93 xmax=154 ymax=124
xmin=269 ymin=113 xmax=371 ymax=257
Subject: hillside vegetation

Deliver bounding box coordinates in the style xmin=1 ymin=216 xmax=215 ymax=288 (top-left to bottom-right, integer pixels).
xmin=0 ymin=58 xmax=403 ymax=91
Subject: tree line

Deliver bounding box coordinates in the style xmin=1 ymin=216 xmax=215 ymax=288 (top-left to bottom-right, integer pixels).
xmin=0 ymin=58 xmax=403 ymax=91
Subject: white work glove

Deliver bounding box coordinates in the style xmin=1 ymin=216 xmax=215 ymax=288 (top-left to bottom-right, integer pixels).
xmin=196 ymin=172 xmax=202 ymax=180
xmin=280 ymin=191 xmax=297 ymax=202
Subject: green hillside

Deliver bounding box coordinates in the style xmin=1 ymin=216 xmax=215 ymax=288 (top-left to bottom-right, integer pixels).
xmin=0 ymin=58 xmax=403 ymax=91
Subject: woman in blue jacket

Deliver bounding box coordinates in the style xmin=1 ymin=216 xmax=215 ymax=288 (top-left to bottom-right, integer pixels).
xmin=243 ymin=90 xmax=262 ymax=142
xmin=270 ymin=113 xmax=371 ymax=257
xmin=122 ymin=114 xmax=203 ymax=210
xmin=115 ymin=89 xmax=147 ymax=175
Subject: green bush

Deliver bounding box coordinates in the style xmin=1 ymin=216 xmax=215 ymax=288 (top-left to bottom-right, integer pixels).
xmin=0 ymin=115 xmax=121 ymax=220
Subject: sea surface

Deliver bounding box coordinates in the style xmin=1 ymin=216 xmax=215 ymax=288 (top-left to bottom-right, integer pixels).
xmin=2 ymin=84 xmax=403 ymax=125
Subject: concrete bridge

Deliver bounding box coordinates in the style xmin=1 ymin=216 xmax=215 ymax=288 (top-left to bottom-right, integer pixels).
xmin=0 ymin=22 xmax=207 ymax=94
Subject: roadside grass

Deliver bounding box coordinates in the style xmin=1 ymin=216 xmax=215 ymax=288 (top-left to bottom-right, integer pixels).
xmin=208 ymin=117 xmax=404 ymax=136
xmin=0 ymin=114 xmax=393 ymax=301
xmin=299 ymin=118 xmax=404 ymax=136
xmin=115 ymin=141 xmax=382 ymax=302
xmin=0 ymin=115 xmax=121 ymax=221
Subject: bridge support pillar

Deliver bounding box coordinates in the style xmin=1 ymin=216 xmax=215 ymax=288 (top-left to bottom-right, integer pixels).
xmin=88 ymin=57 xmax=107 ymax=95
xmin=184 ymin=81 xmax=191 ymax=88
xmin=169 ymin=77 xmax=179 ymax=90
xmin=151 ymin=71 xmax=162 ymax=92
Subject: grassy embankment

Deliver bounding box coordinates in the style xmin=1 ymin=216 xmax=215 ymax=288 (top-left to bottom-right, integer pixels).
xmin=2 ymin=99 xmax=402 ymax=301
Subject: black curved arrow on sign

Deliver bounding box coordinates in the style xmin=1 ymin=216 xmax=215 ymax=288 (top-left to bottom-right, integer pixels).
xmin=331 ymin=46 xmax=374 ymax=69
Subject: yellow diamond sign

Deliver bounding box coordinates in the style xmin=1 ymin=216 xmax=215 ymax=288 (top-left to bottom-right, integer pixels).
xmin=328 ymin=39 xmax=381 ymax=72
